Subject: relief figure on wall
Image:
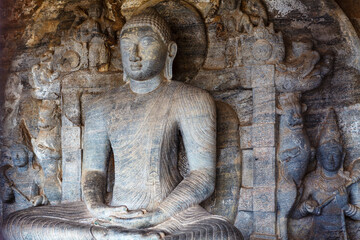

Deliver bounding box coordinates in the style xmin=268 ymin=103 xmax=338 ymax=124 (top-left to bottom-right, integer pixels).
xmin=275 ymin=38 xmax=333 ymax=93
xmin=30 ymin=49 xmax=60 ymax=100
xmin=74 ymin=1 xmax=110 ymax=72
xmin=31 ymin=100 xmax=62 ymax=204
xmin=291 ymin=108 xmax=360 ymax=240
xmin=0 ymin=144 xmax=48 ymax=218
xmin=2 ymin=9 xmax=243 ymax=240
xmin=274 ymin=37 xmax=333 ymax=240
xmin=29 ymin=48 xmax=62 ymax=205
xmin=276 ymin=92 xmax=311 ymax=240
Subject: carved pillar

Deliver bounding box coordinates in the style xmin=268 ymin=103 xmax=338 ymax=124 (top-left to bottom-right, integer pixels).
xmin=61 ymin=91 xmax=82 ymax=202
xmin=250 ymin=64 xmax=277 ymax=240
xmin=239 ymin=20 xmax=284 ymax=240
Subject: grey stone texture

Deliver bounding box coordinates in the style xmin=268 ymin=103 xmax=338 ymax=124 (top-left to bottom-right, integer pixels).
xmin=1 ymin=0 xmax=360 ymax=239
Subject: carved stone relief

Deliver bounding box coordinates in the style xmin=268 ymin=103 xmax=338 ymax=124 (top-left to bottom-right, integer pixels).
xmin=290 ymin=108 xmax=360 ymax=240
xmin=0 ymin=0 xmax=360 ymax=239
xmin=0 ymin=144 xmax=48 ymax=219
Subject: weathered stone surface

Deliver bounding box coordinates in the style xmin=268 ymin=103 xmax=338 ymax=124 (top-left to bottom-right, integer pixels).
xmin=253 ymin=186 xmax=276 ymax=212
xmin=235 ymin=210 xmax=254 ymax=240
xmin=191 ymin=66 xmax=252 ymax=91
xmin=61 ymin=126 xmax=81 ymax=150
xmin=213 ymin=89 xmax=253 ymax=126
xmin=252 ymin=87 xmax=276 ymax=124
xmin=61 ymin=149 xmax=82 ymax=202
xmin=251 ymin=123 xmax=275 ymax=147
xmin=251 ymin=65 xmax=275 ymax=88
xmin=253 ymin=212 xmax=276 ymax=236
xmin=238 ymin=187 xmax=253 ymax=212
xmin=1 ymin=0 xmax=360 ymax=239
xmin=242 ymin=149 xmax=254 ymax=187
xmin=253 ymin=147 xmax=276 ymax=187
xmin=240 ymin=125 xmax=252 ymax=149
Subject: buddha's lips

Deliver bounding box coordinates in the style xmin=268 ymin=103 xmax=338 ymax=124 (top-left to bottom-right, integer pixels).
xmin=131 ymin=64 xmax=142 ymax=70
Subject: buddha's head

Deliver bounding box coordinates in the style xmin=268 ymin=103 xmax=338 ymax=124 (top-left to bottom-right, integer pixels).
xmin=120 ymin=9 xmax=177 ymax=82
xmin=316 ymin=108 xmax=344 ymax=173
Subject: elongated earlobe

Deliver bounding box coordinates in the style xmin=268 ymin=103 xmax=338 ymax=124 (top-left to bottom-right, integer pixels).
xmin=164 ymin=42 xmax=177 ymax=80
xmin=123 ymin=70 xmax=129 ymax=83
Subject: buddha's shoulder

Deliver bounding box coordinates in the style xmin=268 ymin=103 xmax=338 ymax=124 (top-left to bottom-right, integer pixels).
xmin=170 ymin=81 xmax=214 ymax=103
xmin=84 ymin=85 xmax=127 ymax=113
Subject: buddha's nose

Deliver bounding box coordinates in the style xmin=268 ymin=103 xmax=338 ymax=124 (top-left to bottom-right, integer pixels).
xmin=129 ymin=44 xmax=141 ymax=62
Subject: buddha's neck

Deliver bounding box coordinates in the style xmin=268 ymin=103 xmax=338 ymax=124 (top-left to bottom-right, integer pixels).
xmin=130 ymin=75 xmax=163 ymax=94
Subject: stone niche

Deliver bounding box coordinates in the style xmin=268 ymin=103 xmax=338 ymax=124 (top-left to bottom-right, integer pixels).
xmin=0 ymin=0 xmax=360 ymax=239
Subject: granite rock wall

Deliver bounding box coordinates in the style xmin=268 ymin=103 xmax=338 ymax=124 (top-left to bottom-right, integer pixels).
xmin=1 ymin=0 xmax=360 ymax=239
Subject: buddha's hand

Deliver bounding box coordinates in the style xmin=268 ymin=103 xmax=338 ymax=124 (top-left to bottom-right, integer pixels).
xmin=304 ymin=199 xmax=320 ymax=215
xmin=31 ymin=195 xmax=49 ymax=206
xmin=90 ymin=204 xmax=129 ymax=220
xmin=109 ymin=208 xmax=170 ymax=229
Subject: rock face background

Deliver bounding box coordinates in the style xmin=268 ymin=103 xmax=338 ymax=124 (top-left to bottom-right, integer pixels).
xmin=0 ymin=0 xmax=360 ymax=239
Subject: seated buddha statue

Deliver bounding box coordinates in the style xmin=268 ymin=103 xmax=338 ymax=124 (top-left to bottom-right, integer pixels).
xmin=2 ymin=9 xmax=243 ymax=240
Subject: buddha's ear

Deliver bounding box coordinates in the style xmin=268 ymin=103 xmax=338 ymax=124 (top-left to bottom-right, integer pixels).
xmin=168 ymin=41 xmax=177 ymax=58
xmin=165 ymin=41 xmax=177 ymax=80
xmin=123 ymin=70 xmax=129 ymax=83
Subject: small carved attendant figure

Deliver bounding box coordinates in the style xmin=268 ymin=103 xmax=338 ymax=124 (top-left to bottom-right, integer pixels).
xmin=1 ymin=144 xmax=48 ymax=217
xmin=30 ymin=49 xmax=60 ymax=100
xmin=75 ymin=1 xmax=110 ymax=71
xmin=292 ymin=108 xmax=360 ymax=240
xmin=31 ymin=100 xmax=62 ymax=204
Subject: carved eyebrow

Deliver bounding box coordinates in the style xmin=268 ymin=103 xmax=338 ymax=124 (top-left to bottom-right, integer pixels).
xmin=140 ymin=35 xmax=156 ymax=41
xmin=120 ymin=37 xmax=131 ymax=41
xmin=141 ymin=30 xmax=161 ymax=39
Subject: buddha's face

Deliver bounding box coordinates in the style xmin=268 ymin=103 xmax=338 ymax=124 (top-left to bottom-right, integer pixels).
xmin=317 ymin=141 xmax=343 ymax=172
xmin=120 ymin=26 xmax=168 ymax=81
xmin=11 ymin=148 xmax=29 ymax=168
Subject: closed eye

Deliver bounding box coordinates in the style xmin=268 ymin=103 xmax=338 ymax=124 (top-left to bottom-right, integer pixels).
xmin=140 ymin=36 xmax=155 ymax=46
xmin=120 ymin=38 xmax=132 ymax=50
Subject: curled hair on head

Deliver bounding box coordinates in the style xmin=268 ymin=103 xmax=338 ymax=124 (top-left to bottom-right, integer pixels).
xmin=120 ymin=8 xmax=172 ymax=45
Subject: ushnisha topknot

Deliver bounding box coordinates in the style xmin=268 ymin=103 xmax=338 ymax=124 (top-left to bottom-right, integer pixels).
xmin=120 ymin=8 xmax=172 ymax=44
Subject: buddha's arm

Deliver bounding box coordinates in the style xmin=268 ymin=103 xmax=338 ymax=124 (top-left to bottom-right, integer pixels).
xmin=158 ymin=89 xmax=217 ymax=216
xmin=82 ymin=104 xmax=126 ymax=218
